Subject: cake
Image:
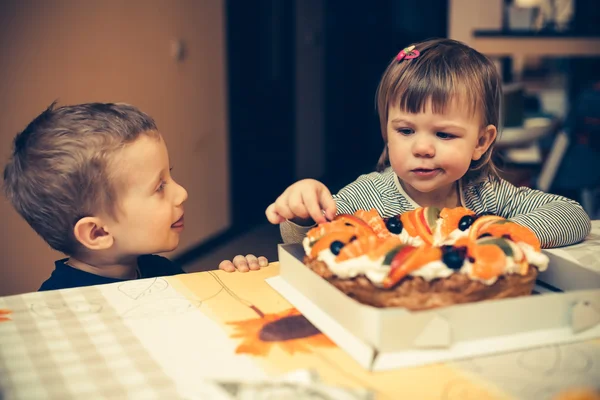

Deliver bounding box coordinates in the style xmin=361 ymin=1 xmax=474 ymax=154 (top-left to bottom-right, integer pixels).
xmin=302 ymin=207 xmax=549 ymax=311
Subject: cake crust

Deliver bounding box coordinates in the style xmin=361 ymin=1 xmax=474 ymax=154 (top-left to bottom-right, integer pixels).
xmin=304 ymin=256 xmax=538 ymax=310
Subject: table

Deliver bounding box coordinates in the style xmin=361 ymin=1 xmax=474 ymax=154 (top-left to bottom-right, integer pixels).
xmin=0 ymin=264 xmax=599 ymax=399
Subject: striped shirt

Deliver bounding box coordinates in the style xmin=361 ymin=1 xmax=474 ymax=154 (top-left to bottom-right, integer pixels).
xmin=280 ymin=168 xmax=592 ymax=248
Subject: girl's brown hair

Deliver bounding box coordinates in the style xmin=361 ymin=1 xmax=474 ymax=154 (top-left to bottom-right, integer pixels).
xmin=375 ymin=38 xmax=502 ymax=182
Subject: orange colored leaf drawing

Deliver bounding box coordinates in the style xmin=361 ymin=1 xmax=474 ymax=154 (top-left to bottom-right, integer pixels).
xmin=0 ymin=309 xmax=12 ymax=323
xmin=227 ymin=308 xmax=335 ymax=356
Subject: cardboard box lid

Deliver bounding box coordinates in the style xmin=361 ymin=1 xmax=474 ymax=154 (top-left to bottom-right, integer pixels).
xmin=271 ymin=242 xmax=600 ymax=371
xmin=540 ymin=220 xmax=600 ymax=290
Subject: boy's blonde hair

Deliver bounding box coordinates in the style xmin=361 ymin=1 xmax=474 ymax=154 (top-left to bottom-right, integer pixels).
xmin=3 ymin=102 xmax=159 ymax=255
xmin=375 ymin=38 xmax=502 ymax=182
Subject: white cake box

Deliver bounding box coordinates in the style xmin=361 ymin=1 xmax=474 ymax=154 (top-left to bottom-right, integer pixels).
xmin=267 ymin=222 xmax=600 ymax=371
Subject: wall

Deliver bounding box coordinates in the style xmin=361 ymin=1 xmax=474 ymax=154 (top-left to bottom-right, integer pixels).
xmin=448 ymin=0 xmax=503 ymax=45
xmin=295 ymin=0 xmax=325 ymax=180
xmin=0 ymin=0 xmax=229 ymax=295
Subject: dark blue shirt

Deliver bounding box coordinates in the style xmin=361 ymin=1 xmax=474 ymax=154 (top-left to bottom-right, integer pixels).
xmin=39 ymin=255 xmax=184 ymax=291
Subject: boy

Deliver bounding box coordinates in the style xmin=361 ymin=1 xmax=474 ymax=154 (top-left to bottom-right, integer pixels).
xmin=3 ymin=102 xmax=265 ymax=291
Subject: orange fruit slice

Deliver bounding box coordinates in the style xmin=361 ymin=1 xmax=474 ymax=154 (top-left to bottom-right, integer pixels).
xmin=307 ymin=219 xmax=365 ymax=242
xmin=471 ymin=244 xmax=506 ymax=280
xmin=480 ymin=222 xmax=541 ymax=251
xmin=439 ymin=207 xmax=476 ymax=238
xmin=383 ymin=245 xmax=442 ymax=288
xmin=354 ymin=208 xmax=378 ymax=223
xmin=453 ymin=236 xmax=474 ymax=249
xmin=354 ymin=209 xmax=391 ymax=239
xmin=367 ymin=235 xmax=403 ymax=260
xmin=336 ymin=234 xmax=381 ymax=262
xmin=310 ymin=231 xmax=358 ymax=258
xmin=333 ymin=214 xmax=375 ymax=236
xmin=468 ymin=215 xmax=506 ymax=241
xmin=400 ymin=210 xmax=420 ymax=238
xmin=307 ymin=220 xmax=340 ymax=242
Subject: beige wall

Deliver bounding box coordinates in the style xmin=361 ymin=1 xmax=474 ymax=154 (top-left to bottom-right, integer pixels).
xmin=448 ymin=0 xmax=503 ymax=44
xmin=0 ymin=0 xmax=230 ymax=296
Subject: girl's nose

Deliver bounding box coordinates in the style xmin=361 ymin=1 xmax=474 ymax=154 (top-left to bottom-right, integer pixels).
xmin=412 ymin=137 xmax=435 ymax=158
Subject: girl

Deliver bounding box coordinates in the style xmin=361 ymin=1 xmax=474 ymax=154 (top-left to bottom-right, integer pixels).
xmin=231 ymin=38 xmax=590 ymax=271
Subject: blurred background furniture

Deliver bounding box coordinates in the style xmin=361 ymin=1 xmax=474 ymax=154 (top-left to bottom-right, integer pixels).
xmin=535 ymin=82 xmax=600 ymax=219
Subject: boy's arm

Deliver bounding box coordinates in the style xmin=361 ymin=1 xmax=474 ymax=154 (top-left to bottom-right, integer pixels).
xmin=490 ymin=178 xmax=591 ymax=248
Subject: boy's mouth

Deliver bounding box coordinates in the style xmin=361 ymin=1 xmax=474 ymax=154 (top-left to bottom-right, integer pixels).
xmin=171 ymin=215 xmax=185 ymax=229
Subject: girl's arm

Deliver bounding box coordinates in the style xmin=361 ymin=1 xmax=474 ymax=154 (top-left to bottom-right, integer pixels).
xmin=279 ymin=171 xmax=396 ymax=243
xmin=486 ymin=177 xmax=591 ymax=248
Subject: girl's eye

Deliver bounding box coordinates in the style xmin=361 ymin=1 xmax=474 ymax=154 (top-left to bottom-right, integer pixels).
xmin=437 ymin=132 xmax=455 ymax=139
xmin=397 ymin=128 xmax=413 ymax=135
xmin=157 ymin=180 xmax=167 ymax=192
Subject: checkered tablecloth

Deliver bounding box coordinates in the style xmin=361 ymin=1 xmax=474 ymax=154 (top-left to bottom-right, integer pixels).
xmin=0 ymin=283 xmax=181 ymax=399
xmin=1 ymin=267 xmax=599 ymax=400
xmin=0 ymin=277 xmax=371 ymax=400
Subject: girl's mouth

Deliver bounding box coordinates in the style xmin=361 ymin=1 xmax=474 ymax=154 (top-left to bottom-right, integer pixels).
xmin=411 ymin=168 xmax=441 ymax=177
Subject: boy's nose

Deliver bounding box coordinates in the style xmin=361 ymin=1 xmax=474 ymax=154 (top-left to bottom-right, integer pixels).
xmin=175 ymin=182 xmax=188 ymax=205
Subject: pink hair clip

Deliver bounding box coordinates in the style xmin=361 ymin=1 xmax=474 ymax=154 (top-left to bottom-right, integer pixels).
xmin=396 ymin=45 xmax=420 ymax=61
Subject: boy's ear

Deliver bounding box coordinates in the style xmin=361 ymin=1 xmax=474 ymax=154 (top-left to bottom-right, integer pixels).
xmin=73 ymin=217 xmax=114 ymax=251
xmin=472 ymin=124 xmax=497 ymax=161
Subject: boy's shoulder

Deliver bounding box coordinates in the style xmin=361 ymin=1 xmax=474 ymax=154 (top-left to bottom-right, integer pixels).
xmin=137 ymin=255 xmax=184 ymax=278
xmin=38 ymin=259 xmax=120 ymax=291
xmin=38 ymin=256 xmax=184 ymax=292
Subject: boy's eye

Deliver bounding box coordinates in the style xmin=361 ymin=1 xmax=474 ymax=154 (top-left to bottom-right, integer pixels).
xmin=437 ymin=132 xmax=455 ymax=139
xmin=156 ymin=180 xmax=167 ymax=192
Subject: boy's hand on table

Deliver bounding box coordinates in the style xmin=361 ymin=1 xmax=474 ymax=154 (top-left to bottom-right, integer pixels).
xmin=219 ymin=254 xmax=269 ymax=272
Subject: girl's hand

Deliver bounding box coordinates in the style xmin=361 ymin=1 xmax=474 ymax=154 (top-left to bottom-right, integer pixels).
xmin=219 ymin=254 xmax=269 ymax=272
xmin=265 ymin=179 xmax=337 ymax=225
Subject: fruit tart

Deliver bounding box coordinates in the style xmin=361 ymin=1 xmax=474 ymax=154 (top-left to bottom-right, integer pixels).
xmin=302 ymin=207 xmax=549 ymax=310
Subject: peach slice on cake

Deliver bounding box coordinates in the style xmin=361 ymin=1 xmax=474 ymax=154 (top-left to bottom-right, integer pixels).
xmin=333 ymin=214 xmax=375 ymax=235
xmin=336 ymin=234 xmax=381 ymax=262
xmin=353 ymin=209 xmax=391 ymax=239
xmin=479 ymin=222 xmax=541 ymax=251
xmin=470 ymin=243 xmax=507 ymax=280
xmin=400 ymin=207 xmax=438 ymax=245
xmin=307 ymin=220 xmax=345 ymax=242
xmin=477 ymin=236 xmax=529 ymax=274
xmin=307 ymin=217 xmax=371 ymax=243
xmin=468 ymin=215 xmax=506 ymax=241
xmin=383 ymin=245 xmax=442 ymax=288
xmin=439 ymin=207 xmax=476 ymax=238
xmin=400 ymin=210 xmax=420 ymax=238
xmin=309 ymin=231 xmax=359 ymax=258
xmin=367 ymin=235 xmax=403 ymax=260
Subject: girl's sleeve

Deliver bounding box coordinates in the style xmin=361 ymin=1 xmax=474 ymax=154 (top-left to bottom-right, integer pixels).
xmin=280 ymin=220 xmax=313 ymax=244
xmin=491 ymin=178 xmax=591 ymax=248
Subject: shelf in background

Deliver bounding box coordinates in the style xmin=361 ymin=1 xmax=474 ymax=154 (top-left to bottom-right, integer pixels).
xmin=474 ymin=29 xmax=600 ymax=38
xmin=471 ymin=33 xmax=600 ymax=57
